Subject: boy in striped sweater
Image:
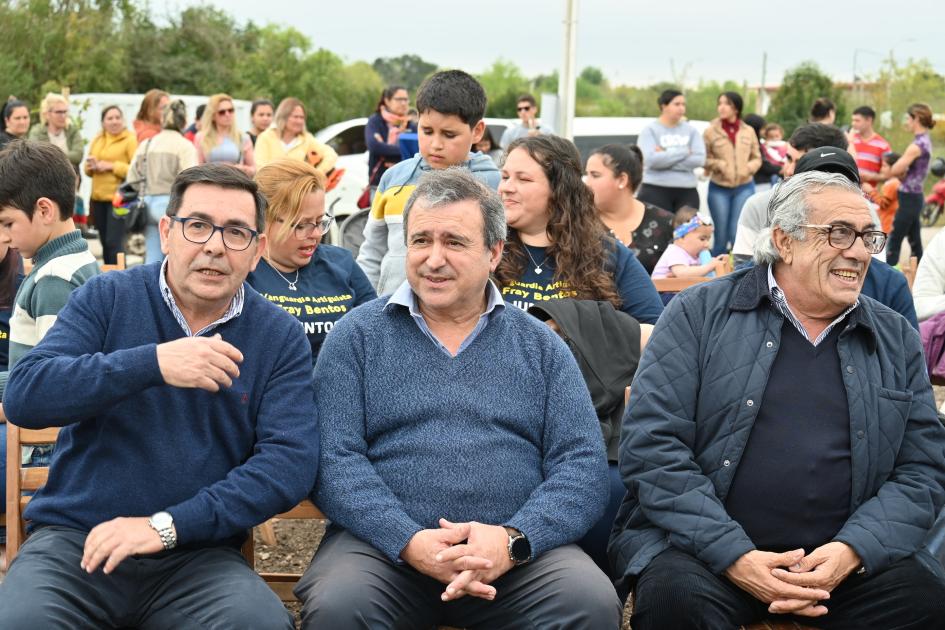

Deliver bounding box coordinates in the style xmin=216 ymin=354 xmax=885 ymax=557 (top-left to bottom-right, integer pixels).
xmin=0 ymin=140 xmax=99 ymax=550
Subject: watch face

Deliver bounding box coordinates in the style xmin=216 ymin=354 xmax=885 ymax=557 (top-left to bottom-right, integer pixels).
xmin=510 ymin=536 xmax=531 ymax=562
xmin=151 ymin=511 xmax=173 ymax=529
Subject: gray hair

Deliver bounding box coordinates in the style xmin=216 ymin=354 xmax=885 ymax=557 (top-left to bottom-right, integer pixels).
xmin=753 ymin=171 xmax=866 ymax=265
xmin=403 ymin=167 xmax=506 ymax=249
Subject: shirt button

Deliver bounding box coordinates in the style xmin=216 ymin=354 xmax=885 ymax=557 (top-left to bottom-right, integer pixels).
xmin=723 ymin=459 xmax=731 ymax=467
xmin=746 ymin=399 xmax=754 ymax=407
xmin=846 ymin=365 xmax=855 ymax=374
xmin=766 ymin=341 xmax=774 ymax=348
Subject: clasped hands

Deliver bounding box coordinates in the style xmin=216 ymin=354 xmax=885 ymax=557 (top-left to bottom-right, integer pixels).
xmin=401 ymin=518 xmax=515 ymax=603
xmin=725 ymin=541 xmax=862 ymax=618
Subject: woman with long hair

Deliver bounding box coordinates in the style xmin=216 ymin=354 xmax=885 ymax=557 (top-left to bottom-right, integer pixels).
xmin=248 ymin=99 xmax=273 ymax=146
xmin=27 ymin=93 xmax=83 ymax=169
xmin=496 ymin=134 xmax=663 ymax=324
xmin=887 ymin=103 xmax=937 ymax=267
xmin=635 ymin=89 xmax=706 ymax=212
xmin=703 ymin=90 xmax=761 ymax=255
xmin=127 ymin=99 xmax=197 ymax=264
xmin=134 ymin=89 xmax=170 ymax=143
xmin=253 ymin=97 xmax=338 ymax=176
xmin=248 ymin=159 xmax=375 ymax=364
xmin=365 ymin=85 xmax=415 ymax=191
xmin=85 ymin=105 xmax=137 ymax=264
xmin=194 ymin=93 xmax=256 ymax=177
xmin=0 ymin=99 xmax=30 ymax=150
xmin=585 ymin=144 xmax=674 ymax=274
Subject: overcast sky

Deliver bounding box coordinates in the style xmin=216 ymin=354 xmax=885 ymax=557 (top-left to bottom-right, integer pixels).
xmin=169 ymin=0 xmax=942 ymax=87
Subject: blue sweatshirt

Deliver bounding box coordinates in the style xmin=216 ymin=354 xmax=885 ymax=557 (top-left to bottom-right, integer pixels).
xmin=637 ymin=120 xmax=706 ymax=189
xmin=5 ymin=263 xmax=319 ymax=547
xmin=500 ymin=242 xmax=664 ymax=324
xmin=248 ymin=244 xmax=377 ymax=364
xmin=312 ymin=296 xmax=608 ymax=562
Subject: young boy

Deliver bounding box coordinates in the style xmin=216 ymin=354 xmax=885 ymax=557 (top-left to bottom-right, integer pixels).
xmin=0 ymin=140 xmax=100 ymax=545
xmin=356 ymin=70 xmax=501 ymax=296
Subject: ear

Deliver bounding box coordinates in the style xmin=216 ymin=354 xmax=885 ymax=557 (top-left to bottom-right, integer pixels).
xmin=249 ymin=233 xmax=267 ymax=272
xmin=772 ymin=226 xmax=793 ymax=263
xmin=34 ymin=197 xmax=59 ymax=225
xmin=488 ymin=239 xmax=505 ymax=272
xmin=616 ymin=171 xmax=630 ymax=190
xmin=471 ymin=120 xmax=485 ymax=145
xmin=159 ymin=215 xmax=172 ymax=256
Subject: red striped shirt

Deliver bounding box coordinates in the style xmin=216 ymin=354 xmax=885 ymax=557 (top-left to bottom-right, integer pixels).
xmin=852 ymin=132 xmax=891 ymax=174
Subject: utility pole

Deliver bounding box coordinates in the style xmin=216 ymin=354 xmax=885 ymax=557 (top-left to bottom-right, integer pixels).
xmin=759 ymin=52 xmax=767 ymax=115
xmin=558 ymin=0 xmax=578 ymax=140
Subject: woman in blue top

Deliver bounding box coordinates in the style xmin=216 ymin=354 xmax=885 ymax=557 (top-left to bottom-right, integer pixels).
xmin=495 ymin=135 xmax=663 ymax=324
xmin=248 ymin=159 xmax=376 ymax=364
xmin=195 ymin=93 xmax=256 ymax=178
xmin=887 ymin=103 xmax=936 ymax=267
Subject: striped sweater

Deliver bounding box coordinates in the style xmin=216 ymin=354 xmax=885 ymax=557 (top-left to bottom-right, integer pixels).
xmin=0 ymin=230 xmax=99 ymax=399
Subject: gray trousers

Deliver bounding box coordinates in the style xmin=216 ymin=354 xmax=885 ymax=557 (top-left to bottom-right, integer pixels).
xmin=295 ymin=528 xmax=622 ymax=630
xmin=0 ymin=526 xmax=292 ymax=630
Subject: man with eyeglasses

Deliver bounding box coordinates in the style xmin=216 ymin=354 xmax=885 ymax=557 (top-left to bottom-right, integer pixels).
xmin=614 ymin=169 xmax=945 ymax=629
xmin=0 ymin=164 xmax=319 ymax=629
xmin=499 ymin=93 xmax=554 ymax=151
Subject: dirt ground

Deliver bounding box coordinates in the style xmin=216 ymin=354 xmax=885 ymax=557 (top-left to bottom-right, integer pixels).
xmin=256 ymin=382 xmax=945 ymax=629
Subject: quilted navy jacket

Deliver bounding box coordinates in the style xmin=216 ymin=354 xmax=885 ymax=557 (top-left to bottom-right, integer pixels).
xmin=610 ymin=263 xmax=945 ymax=589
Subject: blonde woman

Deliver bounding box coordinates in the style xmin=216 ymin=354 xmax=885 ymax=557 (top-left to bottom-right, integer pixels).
xmin=28 ymin=92 xmax=83 ymax=169
xmin=248 ymin=159 xmax=375 ymax=365
xmin=253 ymin=97 xmax=338 ymax=176
xmin=194 ymin=93 xmax=256 ymax=177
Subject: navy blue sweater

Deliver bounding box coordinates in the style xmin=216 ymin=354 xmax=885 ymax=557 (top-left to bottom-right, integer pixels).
xmin=313 ymin=296 xmax=609 ymax=562
xmin=5 ymin=263 xmax=319 ymax=546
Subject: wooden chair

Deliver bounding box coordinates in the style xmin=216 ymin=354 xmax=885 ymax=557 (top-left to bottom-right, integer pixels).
xmin=242 ymin=500 xmax=326 ymax=601
xmin=652 ymin=276 xmax=713 ymax=293
xmin=5 ymin=425 xmax=59 ymax=565
xmin=99 ymin=252 xmax=126 ymax=273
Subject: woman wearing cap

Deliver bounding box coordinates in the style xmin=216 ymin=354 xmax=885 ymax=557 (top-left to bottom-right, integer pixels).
xmin=887 ymin=103 xmax=936 ymax=267
xmin=248 ymin=159 xmax=376 ymax=365
xmin=636 ymin=89 xmax=706 ymax=213
xmin=703 ymin=91 xmax=762 ymax=256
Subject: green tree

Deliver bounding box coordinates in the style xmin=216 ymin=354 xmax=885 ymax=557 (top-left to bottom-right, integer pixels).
xmin=767 ymin=62 xmax=845 ymax=136
xmin=477 ymin=59 xmax=530 ymax=117
xmin=371 ymin=54 xmax=438 ymax=93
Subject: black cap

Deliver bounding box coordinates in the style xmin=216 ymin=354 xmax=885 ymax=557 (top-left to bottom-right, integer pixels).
xmin=794 ymin=146 xmax=860 ymax=184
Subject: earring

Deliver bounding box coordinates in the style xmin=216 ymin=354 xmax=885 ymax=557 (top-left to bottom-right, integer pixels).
xmin=618 ymin=185 xmax=625 ymax=189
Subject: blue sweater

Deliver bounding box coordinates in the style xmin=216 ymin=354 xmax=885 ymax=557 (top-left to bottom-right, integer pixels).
xmin=248 ymin=245 xmax=377 ymax=365
xmin=5 ymin=263 xmax=320 ymax=546
xmin=501 ymin=242 xmax=664 ymax=324
xmin=312 ymin=296 xmax=609 ymax=562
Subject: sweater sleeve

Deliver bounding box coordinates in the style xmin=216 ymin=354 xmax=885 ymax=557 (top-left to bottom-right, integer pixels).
xmin=66 ymin=126 xmax=84 ymax=166
xmin=913 ymin=231 xmax=945 ymax=322
xmin=620 ymin=291 xmax=756 ymax=574
xmin=613 ymin=243 xmax=664 ymax=324
xmin=167 ymin=325 xmax=320 ymax=545
xmin=833 ymin=321 xmax=945 ymax=574
xmin=505 ymin=335 xmax=609 ymax=557
xmin=680 ymin=126 xmax=707 ymax=170
xmin=639 ymin=126 xmax=685 ymax=170
xmin=312 ymin=316 xmax=423 ymax=562
xmin=366 ymin=115 xmax=403 ymax=161
xmin=4 ymin=279 xmax=166 ymax=427
xmin=348 ymin=256 xmax=378 ymax=306
xmin=356 ymin=174 xmax=392 ymax=289
xmin=254 ymin=132 xmax=275 ymax=168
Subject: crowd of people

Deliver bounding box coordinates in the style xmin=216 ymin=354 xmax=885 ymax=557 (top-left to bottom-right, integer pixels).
xmin=0 ymin=68 xmax=942 ymax=630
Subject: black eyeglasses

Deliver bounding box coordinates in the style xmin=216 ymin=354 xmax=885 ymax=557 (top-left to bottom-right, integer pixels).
xmin=171 ymin=216 xmax=258 ymax=251
xmin=277 ymin=216 xmax=334 ymax=239
xmin=517 ymin=106 xmax=532 ymax=112
xmin=217 ymin=107 xmax=235 ymax=115
xmin=801 ymin=224 xmax=887 ymax=254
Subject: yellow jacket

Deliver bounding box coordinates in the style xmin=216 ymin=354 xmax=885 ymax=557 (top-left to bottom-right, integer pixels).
xmin=85 ymin=129 xmax=138 ymax=201
xmin=253 ymin=128 xmax=338 ymax=174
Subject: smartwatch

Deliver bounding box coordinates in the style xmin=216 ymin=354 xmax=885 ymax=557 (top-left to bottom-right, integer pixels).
xmin=505 ymin=527 xmax=532 ymax=565
xmin=148 ymin=511 xmax=177 ymax=550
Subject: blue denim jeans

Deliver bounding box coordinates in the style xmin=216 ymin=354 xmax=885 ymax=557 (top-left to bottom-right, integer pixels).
xmin=144 ymin=194 xmax=170 ymax=265
xmin=707 ymin=180 xmax=756 ymax=256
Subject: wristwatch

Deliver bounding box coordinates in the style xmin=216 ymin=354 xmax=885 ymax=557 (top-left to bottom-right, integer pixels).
xmin=505 ymin=527 xmax=532 ymax=565
xmin=148 ymin=511 xmax=177 ymax=550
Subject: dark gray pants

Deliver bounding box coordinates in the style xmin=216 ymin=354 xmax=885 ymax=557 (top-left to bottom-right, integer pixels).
xmin=0 ymin=526 xmax=292 ymax=630
xmin=295 ymin=528 xmax=622 ymax=630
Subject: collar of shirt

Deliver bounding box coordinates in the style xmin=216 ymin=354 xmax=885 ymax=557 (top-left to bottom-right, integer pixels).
xmin=384 ymin=279 xmax=506 ymax=356
xmin=766 ymin=265 xmax=858 ymax=347
xmin=159 ymin=258 xmax=244 ymax=337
